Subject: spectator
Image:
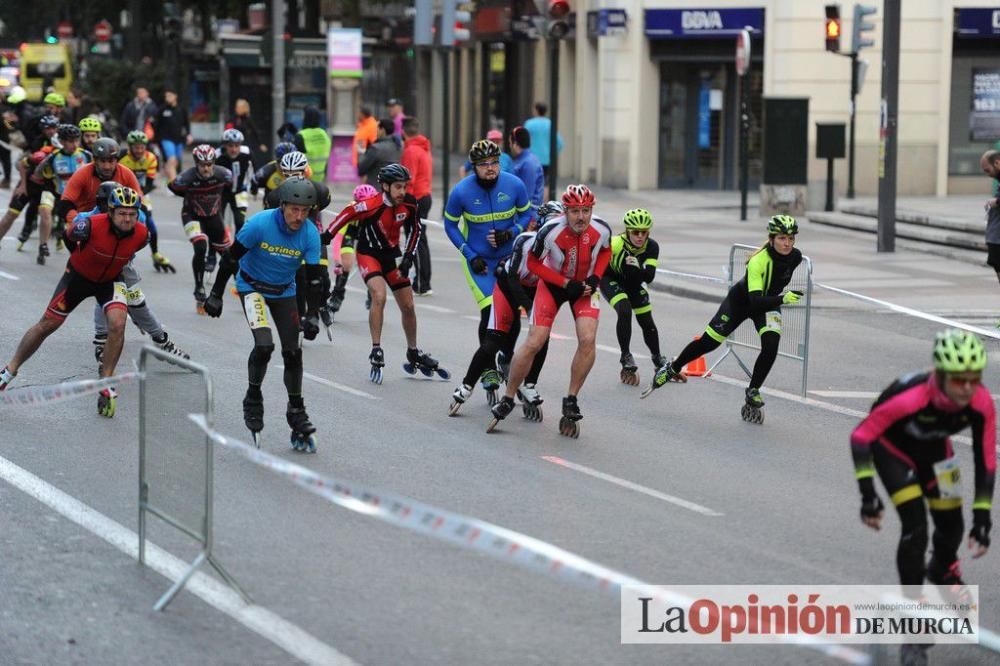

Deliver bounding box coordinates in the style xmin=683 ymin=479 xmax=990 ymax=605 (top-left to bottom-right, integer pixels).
xmin=227 ymin=98 xmax=267 ymax=165
xmin=154 ymin=89 xmax=191 ymax=182
xmin=508 ymin=126 xmax=544 ymax=208
xmin=119 ymin=87 xmax=158 ymax=137
xmin=981 ymin=150 xmax=1000 ymax=286
xmin=293 ymin=106 xmax=331 ymax=183
xmin=400 ymin=117 xmax=433 ymax=295
xmin=523 ymin=102 xmax=563 ymax=181
xmin=357 ymin=118 xmax=401 ymax=184
xmin=459 ymin=129 xmax=512 ymax=178
xmin=386 ymin=98 xmax=406 ymax=140
xmin=353 ymin=105 xmax=378 ymax=167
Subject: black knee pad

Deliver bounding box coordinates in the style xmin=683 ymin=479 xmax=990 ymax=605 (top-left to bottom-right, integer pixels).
xmin=281 ymin=348 xmax=303 ymax=370
xmin=192 ymin=239 xmax=208 ymax=254
xmin=249 ymin=344 xmax=275 ymax=367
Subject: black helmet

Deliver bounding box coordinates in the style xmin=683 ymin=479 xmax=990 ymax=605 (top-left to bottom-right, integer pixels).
xmin=377 ymin=163 xmax=411 ymax=185
xmin=279 ymin=176 xmax=317 ymax=206
xmin=468 ymin=139 xmax=501 ymax=163
xmin=95 ymin=181 xmax=120 ymax=213
xmin=91 ymin=137 xmax=121 ymax=159
xmin=57 ymin=124 xmax=81 ymax=140
xmin=39 ymin=115 xmax=59 ymax=130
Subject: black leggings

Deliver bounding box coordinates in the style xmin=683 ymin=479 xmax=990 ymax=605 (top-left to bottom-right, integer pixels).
xmin=613 ymin=300 xmax=661 ymax=360
xmin=671 ymin=330 xmax=779 ymax=389
xmin=462 ymin=329 xmax=549 ymax=388
xmin=240 ymin=293 xmax=303 ymax=397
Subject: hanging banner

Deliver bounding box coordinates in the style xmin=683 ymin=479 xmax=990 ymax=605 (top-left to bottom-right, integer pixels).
xmin=327 ymin=28 xmax=362 ymax=78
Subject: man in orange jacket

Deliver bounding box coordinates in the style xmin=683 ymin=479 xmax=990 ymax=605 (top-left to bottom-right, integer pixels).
xmin=353 ymin=106 xmax=378 ymax=169
xmin=400 ymin=117 xmax=433 ymax=295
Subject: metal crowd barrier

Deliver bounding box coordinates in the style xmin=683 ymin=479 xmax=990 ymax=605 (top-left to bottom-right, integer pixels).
xmin=138 ymin=344 xmax=249 ymax=611
xmin=706 ymin=243 xmax=814 ymax=397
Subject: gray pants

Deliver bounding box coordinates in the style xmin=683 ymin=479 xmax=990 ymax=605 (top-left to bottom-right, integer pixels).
xmin=93 ymin=261 xmax=165 ymax=339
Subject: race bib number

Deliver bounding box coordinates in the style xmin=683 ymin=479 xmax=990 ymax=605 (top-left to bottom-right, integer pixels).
xmin=242 ymin=292 xmax=270 ymax=330
xmin=125 ymin=286 xmax=145 ymax=307
xmin=590 ymin=292 xmax=601 ymax=309
xmin=932 ymin=457 xmax=962 ymax=500
xmin=765 ymin=310 xmax=782 ymax=334
xmin=183 ymin=220 xmax=203 ymax=240
xmin=112 ymin=282 xmax=128 ymax=306
xmin=39 ymin=190 xmax=55 ymax=209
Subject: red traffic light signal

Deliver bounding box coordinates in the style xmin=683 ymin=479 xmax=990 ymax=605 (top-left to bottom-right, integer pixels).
xmin=549 ymin=0 xmax=570 ymax=20
xmin=824 ymin=5 xmax=841 ymax=53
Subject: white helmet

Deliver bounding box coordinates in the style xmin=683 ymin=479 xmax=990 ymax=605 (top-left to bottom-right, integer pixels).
xmin=221 ymin=128 xmax=244 ymax=144
xmin=279 ymin=151 xmax=309 ymax=176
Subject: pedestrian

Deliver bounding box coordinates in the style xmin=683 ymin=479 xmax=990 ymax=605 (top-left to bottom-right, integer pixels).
xmin=357 ymin=118 xmax=400 ymax=184
xmin=523 ymin=102 xmax=564 ymax=195
xmin=353 ymin=105 xmax=378 ymax=168
xmin=459 ymin=129 xmax=512 ymax=178
xmin=981 ymin=150 xmax=1000 ymax=286
xmin=119 ymin=87 xmax=158 ymax=137
xmin=293 ymin=106 xmax=331 ymax=184
xmin=508 ymin=126 xmax=544 ymax=208
xmin=386 ymin=98 xmax=406 ymax=140
xmin=154 ymin=88 xmax=191 ymax=183
xmin=227 ymin=98 xmax=268 ymax=166
xmin=400 ymin=116 xmax=433 ymax=295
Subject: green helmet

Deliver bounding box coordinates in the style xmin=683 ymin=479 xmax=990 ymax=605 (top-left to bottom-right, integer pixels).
xmin=79 ymin=117 xmax=102 ymax=133
xmin=623 ymin=208 xmax=652 ymax=231
xmin=933 ymin=329 xmax=987 ymax=373
xmin=768 ymin=214 xmax=798 ymax=236
xmin=126 ymin=130 xmax=149 ymax=145
xmin=7 ymin=86 xmax=26 ymax=105
xmin=43 ymin=92 xmax=66 ymax=107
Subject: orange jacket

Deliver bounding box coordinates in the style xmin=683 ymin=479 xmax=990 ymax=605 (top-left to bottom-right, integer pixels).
xmin=401 ymin=134 xmax=432 ymax=200
xmin=353 ymin=116 xmax=378 ymax=167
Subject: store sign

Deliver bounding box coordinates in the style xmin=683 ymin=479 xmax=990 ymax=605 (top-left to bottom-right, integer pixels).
xmin=645 ymin=8 xmax=764 ymax=38
xmin=587 ymin=9 xmax=628 ymax=37
xmin=970 ymin=69 xmax=1000 ymax=141
xmin=327 ymin=27 xmax=362 ymax=78
xmin=955 ymin=8 xmax=1000 ymax=38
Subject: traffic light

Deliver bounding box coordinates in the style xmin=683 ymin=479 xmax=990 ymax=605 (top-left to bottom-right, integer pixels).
xmin=548 ymin=0 xmax=571 ymax=39
xmin=441 ymin=1 xmax=471 ymax=46
xmin=851 ymin=4 xmax=877 ymax=53
xmin=824 ymin=5 xmax=841 ymax=53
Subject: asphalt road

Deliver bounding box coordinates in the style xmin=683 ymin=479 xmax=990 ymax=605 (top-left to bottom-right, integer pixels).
xmin=1 ymin=185 xmax=998 ymax=665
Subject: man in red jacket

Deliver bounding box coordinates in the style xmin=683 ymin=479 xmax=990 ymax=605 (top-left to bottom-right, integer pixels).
xmin=0 ymin=186 xmax=148 ymax=418
xmin=400 ymin=117 xmax=433 ymax=295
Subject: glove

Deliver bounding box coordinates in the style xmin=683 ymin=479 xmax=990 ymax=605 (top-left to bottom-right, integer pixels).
xmin=585 ymin=275 xmax=600 ymax=292
xmin=624 ymin=255 xmax=640 ymax=268
xmin=493 ymin=228 xmax=514 ymax=246
xmin=782 ymin=290 xmax=802 ymax=305
xmin=470 ymin=256 xmax=488 ymax=275
xmin=860 ymin=494 xmax=884 ymax=521
xmin=398 ymin=254 xmax=414 ymax=276
xmin=970 ymin=509 xmax=992 ymax=549
xmin=203 ymin=293 xmax=224 ymax=318
xmin=564 ymin=280 xmax=585 ymax=301
xmin=319 ymin=230 xmax=334 ymax=246
xmin=302 ymin=315 xmax=320 ymax=341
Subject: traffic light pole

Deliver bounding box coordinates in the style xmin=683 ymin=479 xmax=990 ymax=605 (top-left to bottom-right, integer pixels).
xmin=877 ymin=0 xmax=900 ymax=252
xmin=441 ymin=49 xmax=451 ymax=217
xmin=548 ymin=38 xmax=560 ymax=196
xmin=739 ymin=70 xmax=749 ymax=222
xmin=848 ymin=52 xmax=857 ymax=199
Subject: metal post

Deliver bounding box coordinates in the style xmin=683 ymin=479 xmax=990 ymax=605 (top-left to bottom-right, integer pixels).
xmin=739 ymin=70 xmax=749 ymax=221
xmin=548 ymin=38 xmax=560 ymax=194
xmin=877 ymin=0 xmax=900 ymax=252
xmin=847 ymin=52 xmax=857 ymax=199
xmin=825 ymin=157 xmax=835 ymax=212
xmin=272 ymin=0 xmax=286 ymax=145
xmin=441 ymin=48 xmax=451 ymax=217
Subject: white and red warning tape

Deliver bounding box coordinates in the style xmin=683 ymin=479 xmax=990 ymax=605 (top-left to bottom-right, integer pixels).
xmin=0 ymin=371 xmax=142 ymax=407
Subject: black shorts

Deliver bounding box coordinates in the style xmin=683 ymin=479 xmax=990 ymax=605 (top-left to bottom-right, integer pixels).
xmin=182 ymin=213 xmax=232 ymax=251
xmin=238 ymin=292 xmax=300 ymax=351
xmin=704 ymin=294 xmax=780 ymax=344
xmin=45 ymin=265 xmax=126 ymax=320
xmin=600 ymin=274 xmax=651 ymax=315
xmin=873 ymin=438 xmax=959 ymax=511
xmin=987 ymin=243 xmax=1000 ymax=270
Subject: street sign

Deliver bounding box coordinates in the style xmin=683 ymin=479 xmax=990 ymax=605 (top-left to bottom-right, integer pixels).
xmin=57 ymin=21 xmax=74 ymax=40
xmin=94 ymin=20 xmax=112 ymax=43
xmin=736 ymin=28 xmax=751 ymax=75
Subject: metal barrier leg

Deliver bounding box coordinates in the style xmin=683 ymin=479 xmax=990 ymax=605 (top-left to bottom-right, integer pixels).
xmin=154 ymin=551 xmax=207 ymax=611
xmin=208 ymin=555 xmax=253 ymax=604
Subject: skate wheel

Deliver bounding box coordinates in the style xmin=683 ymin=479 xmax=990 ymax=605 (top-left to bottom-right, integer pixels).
xmin=558 ymin=417 xmax=579 ymax=439
xmin=486 ymin=417 xmax=501 ymax=433
xmin=401 ymin=363 xmax=415 ymax=376
xmin=740 ymin=404 xmax=751 ymax=421
xmin=448 ymin=400 xmax=464 ymax=417
xmin=370 ymin=367 xmax=383 ymax=384
xmin=419 ymin=366 xmax=434 ymax=378
xmin=486 ymin=389 xmax=498 ymax=406
xmin=522 ymin=404 xmax=543 ymax=422
xmin=435 ymin=368 xmax=451 ymax=380
xmin=620 ymin=370 xmax=640 ymax=386
xmin=251 ymin=432 xmax=261 ymax=449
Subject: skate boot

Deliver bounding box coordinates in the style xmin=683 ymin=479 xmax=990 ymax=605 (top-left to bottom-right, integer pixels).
xmin=486 ymin=395 xmax=516 ymax=433
xmin=652 ymin=354 xmax=669 ymax=370
xmin=0 ymin=366 xmax=16 ymax=391
xmin=152 ymin=252 xmax=177 ymax=274
xmin=480 ymin=368 xmax=502 ymax=405
xmin=36 ymin=242 xmax=49 ymax=266
xmin=899 ymin=644 xmax=930 ymax=666
xmin=641 ymin=362 xmax=688 ymax=399
xmin=93 ymin=333 xmax=107 ymax=372
xmin=448 ymin=383 xmax=474 ymax=416
xmin=559 ymin=395 xmax=583 ymax=438
xmin=204 ymin=250 xmax=217 ymax=273
xmin=15 ymin=231 xmax=29 ymax=251
xmin=495 ymin=350 xmax=511 ymax=382
xmin=287 ymin=400 xmax=317 ymax=453
xmin=927 ymin=556 xmax=973 ymax=607
xmin=369 ymin=346 xmax=385 ymax=384
xmin=517 ymin=382 xmax=544 ymax=422
xmin=97 ymin=388 xmax=117 ymax=418
xmin=328 ymin=279 xmax=346 ymax=313
xmin=403 ymin=348 xmax=450 ymax=380
xmin=194 ymin=286 xmax=207 ymax=315
xmin=242 ymin=388 xmax=264 ymax=447
xmin=153 ymin=333 xmax=190 ymax=360
xmin=619 ymin=352 xmax=639 ymax=386
xmin=741 ymin=387 xmax=765 ymax=424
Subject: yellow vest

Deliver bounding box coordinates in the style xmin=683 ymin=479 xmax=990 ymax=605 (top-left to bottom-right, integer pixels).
xmin=298 ymin=127 xmax=331 ymax=183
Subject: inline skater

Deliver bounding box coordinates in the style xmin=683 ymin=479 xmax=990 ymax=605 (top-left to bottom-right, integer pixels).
xmin=325 ymin=164 xmax=447 ymax=384
xmin=120 ymin=130 xmax=175 ymax=273
xmin=167 ymin=144 xmax=236 ymax=313
xmin=449 ymin=200 xmax=564 ymax=418
xmin=487 ymin=185 xmax=611 ymax=438
xmin=250 ymin=141 xmax=303 ymax=198
xmin=850 ymin=330 xmax=994 ymax=666
xmin=327 ymin=183 xmax=377 ymax=316
xmin=600 ymin=208 xmax=667 ymax=386
xmin=0 ymin=187 xmax=148 ymax=418
xmin=57 ymin=138 xmax=143 ymax=226
xmin=30 ymin=124 xmax=92 ymax=265
xmin=443 ymin=139 xmax=532 ymax=401
xmin=208 ymin=129 xmax=256 ymax=274
xmin=643 ymin=215 xmax=804 ymax=424
xmin=202 ymin=177 xmax=324 ymax=452
xmin=0 ymin=115 xmax=59 ymax=252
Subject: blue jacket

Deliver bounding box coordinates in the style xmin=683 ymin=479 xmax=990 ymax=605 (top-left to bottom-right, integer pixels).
xmin=510 ymin=149 xmax=544 ymax=207
xmin=444 ymin=172 xmax=532 ymax=261
xmin=235 ymin=208 xmax=320 ymax=299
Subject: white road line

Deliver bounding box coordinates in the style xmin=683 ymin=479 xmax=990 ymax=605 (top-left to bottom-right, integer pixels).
xmin=541 ymin=456 xmax=724 ymax=517
xmin=290 ymin=368 xmax=380 ymax=400
xmin=809 ymin=390 xmax=879 ymax=399
xmin=0 ymin=269 xmax=20 ymax=280
xmin=414 ymin=303 xmax=455 ymax=314
xmin=0 ymin=455 xmax=357 ymax=666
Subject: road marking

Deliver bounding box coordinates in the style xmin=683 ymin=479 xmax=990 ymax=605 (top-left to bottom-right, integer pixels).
xmin=0 ymin=455 xmax=357 ymax=666
xmin=276 ymin=366 xmax=380 ymax=400
xmin=541 ymin=455 xmax=724 ymax=517
xmin=414 ymin=303 xmax=455 ymax=314
xmin=810 ymin=390 xmax=879 ymax=399
xmin=0 ymin=269 xmax=20 ymax=280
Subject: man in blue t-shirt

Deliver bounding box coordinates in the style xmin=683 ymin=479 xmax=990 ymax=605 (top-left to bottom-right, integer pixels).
xmin=523 ymin=102 xmax=563 ymax=181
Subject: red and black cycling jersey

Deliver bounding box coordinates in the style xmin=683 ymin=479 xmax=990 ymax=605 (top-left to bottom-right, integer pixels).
xmin=168 ymin=165 xmax=235 ymax=218
xmin=326 ymin=193 xmax=420 ymax=258
xmin=528 ymin=214 xmax=612 ymax=286
xmin=66 ymin=213 xmax=149 ymax=283
xmin=502 ymin=231 xmax=538 ymax=287
xmin=851 ymin=371 xmax=996 ymax=509
xmin=214 ymin=146 xmax=254 ymax=193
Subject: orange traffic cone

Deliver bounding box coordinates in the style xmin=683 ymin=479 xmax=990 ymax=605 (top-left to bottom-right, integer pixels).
xmin=682 ymin=337 xmax=711 ymax=377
